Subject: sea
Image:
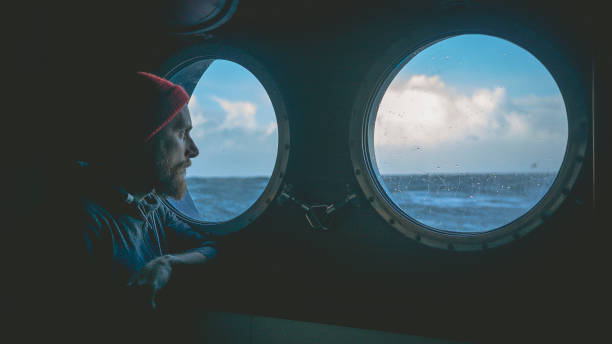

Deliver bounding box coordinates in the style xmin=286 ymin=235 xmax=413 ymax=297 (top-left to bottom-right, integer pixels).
xmin=186 ymin=176 xmax=271 ymax=223
xmin=186 ymin=172 xmax=556 ymax=232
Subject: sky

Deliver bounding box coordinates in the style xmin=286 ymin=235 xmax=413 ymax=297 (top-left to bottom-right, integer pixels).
xmin=183 ymin=60 xmax=278 ymax=177
xmin=182 ymin=34 xmax=568 ymax=177
xmin=374 ymin=34 xmax=568 ymax=174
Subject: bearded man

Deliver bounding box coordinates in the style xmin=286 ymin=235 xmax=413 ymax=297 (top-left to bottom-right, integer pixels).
xmin=56 ymin=72 xmax=216 ymax=342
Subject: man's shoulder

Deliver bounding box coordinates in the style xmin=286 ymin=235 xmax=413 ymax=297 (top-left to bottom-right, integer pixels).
xmin=65 ymin=180 xmax=131 ymax=234
xmin=77 ymin=193 xmax=114 ymax=220
xmin=62 ymin=165 xmax=118 ymax=219
xmin=62 ymin=193 xmax=112 ymax=238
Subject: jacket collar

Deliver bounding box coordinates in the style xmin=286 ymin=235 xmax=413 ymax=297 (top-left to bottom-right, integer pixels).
xmin=114 ymin=185 xmax=161 ymax=216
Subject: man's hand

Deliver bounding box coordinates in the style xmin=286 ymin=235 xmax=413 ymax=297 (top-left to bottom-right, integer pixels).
xmin=127 ymin=255 xmax=174 ymax=309
xmin=127 ymin=252 xmax=207 ymax=309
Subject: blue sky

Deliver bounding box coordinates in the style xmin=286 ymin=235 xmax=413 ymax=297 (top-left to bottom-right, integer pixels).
xmin=184 ymin=34 xmax=567 ymax=177
xmin=398 ymin=35 xmax=562 ymax=99
xmin=185 ymin=60 xmax=278 ymax=177
xmin=375 ymin=34 xmax=568 ymax=174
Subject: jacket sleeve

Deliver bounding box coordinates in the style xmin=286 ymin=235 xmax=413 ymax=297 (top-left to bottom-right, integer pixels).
xmin=79 ymin=203 xmax=116 ymax=282
xmin=160 ymin=204 xmax=217 ymax=260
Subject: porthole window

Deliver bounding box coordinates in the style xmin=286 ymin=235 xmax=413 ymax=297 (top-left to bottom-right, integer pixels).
xmin=161 ymin=51 xmax=289 ymax=233
xmin=350 ymin=34 xmax=588 ymax=250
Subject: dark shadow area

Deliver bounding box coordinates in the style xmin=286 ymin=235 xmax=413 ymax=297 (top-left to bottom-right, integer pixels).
xmin=6 ymin=1 xmax=608 ymax=343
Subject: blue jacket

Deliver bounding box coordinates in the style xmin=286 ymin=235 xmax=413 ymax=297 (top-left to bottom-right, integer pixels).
xmin=26 ymin=164 xmax=217 ymax=342
xmin=80 ymin=183 xmax=217 ymax=286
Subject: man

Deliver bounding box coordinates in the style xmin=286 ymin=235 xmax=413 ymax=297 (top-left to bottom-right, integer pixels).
xmin=58 ymin=72 xmax=216 ymax=342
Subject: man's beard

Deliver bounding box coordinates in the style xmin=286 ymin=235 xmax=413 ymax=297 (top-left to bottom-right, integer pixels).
xmin=153 ymin=154 xmax=189 ymax=200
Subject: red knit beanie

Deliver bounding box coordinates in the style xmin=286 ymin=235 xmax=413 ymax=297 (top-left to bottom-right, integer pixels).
xmin=135 ymin=71 xmax=190 ymax=142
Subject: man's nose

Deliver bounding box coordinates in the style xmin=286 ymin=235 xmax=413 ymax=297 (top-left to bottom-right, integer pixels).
xmin=187 ymin=136 xmax=199 ymax=158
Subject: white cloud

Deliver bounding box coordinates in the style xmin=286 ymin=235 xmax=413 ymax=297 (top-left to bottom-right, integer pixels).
xmin=265 ymin=121 xmax=277 ymax=136
xmin=185 ymin=96 xmax=279 ymax=158
xmin=188 ymin=96 xmax=199 ymax=112
xmin=187 ymin=97 xmax=209 ymax=138
xmin=505 ymin=112 xmax=529 ymax=137
xmin=213 ymin=96 xmax=258 ymax=131
xmin=191 ymin=113 xmax=208 ymax=128
xmin=375 ymin=74 xmax=565 ymax=148
xmin=374 ymin=74 xmax=568 ymax=173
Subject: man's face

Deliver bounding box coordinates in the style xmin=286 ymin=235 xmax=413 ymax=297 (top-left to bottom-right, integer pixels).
xmin=151 ymin=106 xmax=199 ymax=200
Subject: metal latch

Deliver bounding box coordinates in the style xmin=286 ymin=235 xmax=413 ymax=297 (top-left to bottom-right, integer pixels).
xmin=277 ymin=184 xmax=358 ymax=231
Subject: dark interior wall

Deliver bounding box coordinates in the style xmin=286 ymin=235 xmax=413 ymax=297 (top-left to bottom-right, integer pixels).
xmin=8 ymin=1 xmax=607 ymax=342
xmin=158 ymin=1 xmax=603 ymax=342
xmin=196 ymin=1 xmax=598 ymax=340
xmin=6 ymin=2 xmax=180 ymax=340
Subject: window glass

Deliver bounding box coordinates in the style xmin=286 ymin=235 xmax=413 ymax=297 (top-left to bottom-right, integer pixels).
xmin=171 ymin=60 xmax=278 ymax=222
xmin=373 ymin=34 xmax=568 ymax=232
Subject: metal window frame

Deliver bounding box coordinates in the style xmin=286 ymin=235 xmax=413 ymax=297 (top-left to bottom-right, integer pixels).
xmin=167 ymin=0 xmax=240 ymax=36
xmin=156 ymin=43 xmax=290 ymax=235
xmin=349 ymin=25 xmax=589 ymax=251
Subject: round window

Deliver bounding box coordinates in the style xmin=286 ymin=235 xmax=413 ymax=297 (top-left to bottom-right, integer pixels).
xmin=351 ymin=33 xmax=587 ymax=250
xmin=163 ymin=55 xmax=289 ymax=231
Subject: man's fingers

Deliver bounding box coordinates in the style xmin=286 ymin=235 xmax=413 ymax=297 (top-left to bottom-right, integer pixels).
xmin=151 ymin=287 xmax=158 ymax=309
xmin=128 ymin=270 xmax=152 ymax=287
xmin=127 ymin=274 xmax=142 ymax=287
xmin=127 ymin=272 xmax=138 ymax=287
